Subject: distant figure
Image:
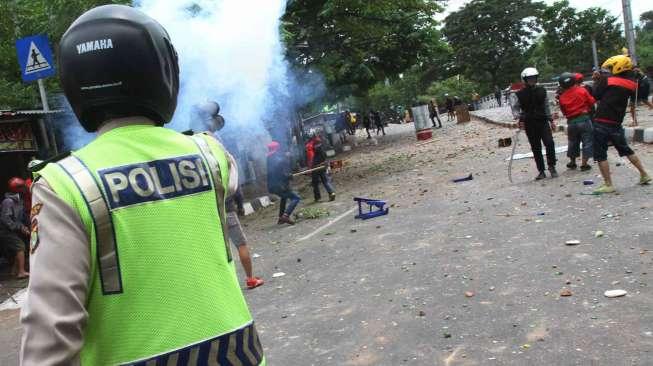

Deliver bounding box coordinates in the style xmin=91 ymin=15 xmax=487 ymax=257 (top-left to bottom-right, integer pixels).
xmin=362 ymin=111 xmax=372 ymax=138
xmin=557 ymin=72 xmax=595 ymax=172
xmin=305 ymin=134 xmax=336 ymax=202
xmin=494 ymin=85 xmax=502 ymax=107
xmin=371 ymin=110 xmax=385 ymax=135
xmin=267 ymin=141 xmax=301 ymax=225
xmin=471 ymin=91 xmax=480 ymax=110
xmin=428 ymin=99 xmax=442 ymax=128
xmin=634 ymin=66 xmax=653 ymax=109
xmin=445 ymin=94 xmax=454 ymax=121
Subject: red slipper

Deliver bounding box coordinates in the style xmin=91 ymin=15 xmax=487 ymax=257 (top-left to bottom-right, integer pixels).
xmin=246 ymin=277 xmax=264 ymax=289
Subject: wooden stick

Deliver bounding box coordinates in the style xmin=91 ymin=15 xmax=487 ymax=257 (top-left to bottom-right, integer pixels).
xmin=292 ymin=164 xmax=326 ymax=177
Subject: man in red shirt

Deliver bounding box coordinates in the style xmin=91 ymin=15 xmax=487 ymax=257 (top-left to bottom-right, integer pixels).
xmin=558 ymin=72 xmax=595 ymax=171
xmin=591 ymin=55 xmax=651 ymax=194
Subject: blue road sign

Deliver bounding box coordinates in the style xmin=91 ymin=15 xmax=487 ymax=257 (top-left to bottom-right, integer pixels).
xmin=16 ymin=34 xmax=56 ymax=83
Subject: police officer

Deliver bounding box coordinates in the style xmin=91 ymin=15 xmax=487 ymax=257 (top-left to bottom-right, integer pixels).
xmin=514 ymin=67 xmax=558 ymax=180
xmin=20 ymin=5 xmax=264 ymax=365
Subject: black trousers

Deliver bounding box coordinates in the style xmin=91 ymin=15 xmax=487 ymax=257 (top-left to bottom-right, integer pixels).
xmin=430 ymin=113 xmax=441 ymax=127
xmin=525 ymin=121 xmax=556 ymax=172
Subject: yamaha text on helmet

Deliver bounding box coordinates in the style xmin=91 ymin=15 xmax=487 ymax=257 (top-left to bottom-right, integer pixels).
xmin=558 ymin=72 xmax=575 ymax=89
xmin=58 ymin=5 xmax=180 ymax=132
xmin=521 ymin=67 xmax=539 ymax=86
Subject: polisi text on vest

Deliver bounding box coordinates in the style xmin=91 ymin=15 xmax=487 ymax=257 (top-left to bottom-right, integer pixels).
xmin=99 ymin=154 xmax=212 ymax=209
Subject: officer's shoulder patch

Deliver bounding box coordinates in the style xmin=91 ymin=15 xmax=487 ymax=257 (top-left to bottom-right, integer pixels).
xmin=30 ymin=203 xmax=43 ymax=218
xmin=28 ymin=151 xmax=71 ymax=173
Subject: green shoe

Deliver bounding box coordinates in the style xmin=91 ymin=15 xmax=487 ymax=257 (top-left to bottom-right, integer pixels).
xmin=593 ymin=184 xmax=616 ymax=194
xmin=640 ymin=175 xmax=652 ymax=185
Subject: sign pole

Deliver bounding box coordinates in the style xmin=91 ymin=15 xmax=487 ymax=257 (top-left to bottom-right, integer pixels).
xmin=36 ymin=78 xmax=58 ymax=154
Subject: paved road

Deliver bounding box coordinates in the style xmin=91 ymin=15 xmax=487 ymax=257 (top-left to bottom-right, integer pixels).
xmin=1 ymin=119 xmax=652 ymax=365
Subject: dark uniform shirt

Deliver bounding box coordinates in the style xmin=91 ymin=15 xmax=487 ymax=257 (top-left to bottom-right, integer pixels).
xmin=592 ymin=73 xmax=637 ymax=125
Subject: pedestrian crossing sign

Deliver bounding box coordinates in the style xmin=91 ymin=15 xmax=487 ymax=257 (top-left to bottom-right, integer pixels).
xmin=16 ymin=34 xmax=56 ymax=82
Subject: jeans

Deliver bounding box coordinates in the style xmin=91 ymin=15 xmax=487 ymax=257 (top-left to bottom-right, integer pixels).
xmin=525 ymin=121 xmax=556 ymax=172
xmin=566 ymin=115 xmax=593 ymax=160
xmin=274 ymin=189 xmax=301 ymax=217
xmin=311 ymin=171 xmax=334 ymax=200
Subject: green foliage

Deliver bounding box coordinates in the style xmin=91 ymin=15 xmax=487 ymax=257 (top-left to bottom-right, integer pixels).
xmin=443 ymin=0 xmax=543 ymax=89
xmin=538 ymin=1 xmax=623 ymax=73
xmin=641 ymin=11 xmax=653 ymax=32
xmin=0 ymin=0 xmax=129 ymax=109
xmin=283 ymin=0 xmax=446 ymax=101
xmin=425 ymin=75 xmax=481 ymax=104
xmin=637 ymin=28 xmax=653 ymax=69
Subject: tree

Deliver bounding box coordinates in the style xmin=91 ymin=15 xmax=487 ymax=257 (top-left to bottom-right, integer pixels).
xmin=539 ymin=1 xmax=623 ymax=72
xmin=637 ymin=11 xmax=653 ymax=69
xmin=0 ymin=0 xmax=129 ymax=109
xmin=282 ymin=0 xmax=445 ymax=100
xmin=443 ymin=0 xmax=543 ymax=90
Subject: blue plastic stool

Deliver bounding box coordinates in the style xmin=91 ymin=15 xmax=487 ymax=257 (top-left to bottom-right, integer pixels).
xmin=354 ymin=197 xmax=389 ymax=220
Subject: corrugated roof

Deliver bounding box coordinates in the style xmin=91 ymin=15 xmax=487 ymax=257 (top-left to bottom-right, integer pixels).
xmin=0 ymin=109 xmax=64 ymax=116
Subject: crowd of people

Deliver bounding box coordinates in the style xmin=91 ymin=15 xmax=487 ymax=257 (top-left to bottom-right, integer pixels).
xmin=514 ymin=54 xmax=651 ymax=193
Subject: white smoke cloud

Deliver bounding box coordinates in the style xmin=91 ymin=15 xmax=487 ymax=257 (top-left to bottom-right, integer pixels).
xmin=135 ymin=0 xmax=290 ymax=136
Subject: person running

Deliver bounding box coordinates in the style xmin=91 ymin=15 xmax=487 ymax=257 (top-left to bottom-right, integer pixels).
xmin=194 ymin=101 xmax=264 ymax=290
xmin=21 ymin=6 xmax=264 ymax=365
xmin=591 ymin=55 xmax=651 ymax=194
xmin=558 ymin=72 xmax=595 ymax=171
xmin=362 ymin=111 xmax=372 ymax=138
xmin=514 ymin=67 xmax=558 ymax=180
xmin=428 ymin=99 xmax=442 ymax=128
xmin=494 ymin=85 xmax=502 ymax=107
xmin=267 ymin=141 xmax=301 ymax=225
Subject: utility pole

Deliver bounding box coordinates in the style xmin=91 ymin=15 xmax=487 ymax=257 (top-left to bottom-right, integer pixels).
xmin=622 ymin=0 xmax=637 ymax=64
xmin=591 ymin=37 xmax=599 ymax=70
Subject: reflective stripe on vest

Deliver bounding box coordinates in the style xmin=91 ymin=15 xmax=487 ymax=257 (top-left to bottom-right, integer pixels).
xmin=607 ymin=76 xmax=637 ymax=91
xmin=190 ymin=134 xmax=232 ymax=262
xmin=122 ymin=322 xmax=263 ymax=366
xmin=58 ymin=155 xmax=123 ymax=294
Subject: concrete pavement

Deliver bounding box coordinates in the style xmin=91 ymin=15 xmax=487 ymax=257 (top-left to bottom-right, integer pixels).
xmin=1 ymin=120 xmax=652 ymax=365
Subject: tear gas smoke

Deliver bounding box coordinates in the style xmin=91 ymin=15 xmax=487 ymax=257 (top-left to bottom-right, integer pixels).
xmin=55 ymin=0 xmax=324 ymax=154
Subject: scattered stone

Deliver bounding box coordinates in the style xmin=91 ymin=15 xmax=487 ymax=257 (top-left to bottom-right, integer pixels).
xmin=489 ymin=286 xmax=495 ymax=291
xmin=565 ymin=240 xmax=581 ymax=246
xmin=297 ymin=258 xmax=301 ymax=263
xmin=418 ymin=310 xmax=426 ymax=317
xmin=565 ymin=193 xmax=572 ymax=198
xmin=560 ymin=289 xmax=573 ymax=297
xmin=272 ymin=272 xmax=286 ymax=278
xmin=350 ymin=229 xmax=357 ymax=233
xmin=604 ymin=289 xmax=627 ymax=298
xmin=443 ymin=332 xmax=452 ymax=338
xmin=465 ymin=291 xmax=475 ymax=298
xmin=594 ymin=230 xmax=604 ymax=238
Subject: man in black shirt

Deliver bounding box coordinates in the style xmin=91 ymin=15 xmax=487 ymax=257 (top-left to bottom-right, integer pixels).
xmin=591 ymin=55 xmax=650 ymax=194
xmin=514 ymin=67 xmax=558 ymax=180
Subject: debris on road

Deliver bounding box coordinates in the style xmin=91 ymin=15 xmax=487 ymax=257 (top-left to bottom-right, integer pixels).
xmin=452 ymin=173 xmax=473 ymax=183
xmin=354 ymin=197 xmax=389 ymax=220
xmin=565 ymin=240 xmax=581 ymax=246
xmin=583 ymin=180 xmax=594 ymax=185
xmin=272 ymin=272 xmax=286 ymax=278
xmin=464 ymin=291 xmax=475 ymax=298
xmin=604 ymin=290 xmax=627 ymax=298
xmin=560 ymin=289 xmax=573 ymax=297
xmin=295 ymin=207 xmax=330 ymax=220
xmin=594 ymin=230 xmax=604 ymax=238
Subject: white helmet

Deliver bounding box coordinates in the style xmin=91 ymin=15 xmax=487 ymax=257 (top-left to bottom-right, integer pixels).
xmin=521 ymin=67 xmax=539 ymax=81
xmin=27 ymin=159 xmax=43 ymax=170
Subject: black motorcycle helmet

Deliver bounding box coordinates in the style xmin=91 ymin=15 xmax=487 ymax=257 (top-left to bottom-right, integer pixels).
xmin=558 ymin=72 xmax=575 ymax=89
xmin=58 ymin=5 xmax=179 ymax=132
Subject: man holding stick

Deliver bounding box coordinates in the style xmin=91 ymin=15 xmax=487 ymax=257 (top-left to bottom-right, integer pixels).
xmin=305 ymin=134 xmax=336 ymax=202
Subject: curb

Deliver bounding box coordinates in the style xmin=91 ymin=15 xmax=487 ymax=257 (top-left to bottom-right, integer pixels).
xmin=557 ymin=124 xmax=653 ymax=144
xmin=471 ymin=114 xmax=517 ymax=129
xmin=241 ymin=195 xmax=273 ymax=216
